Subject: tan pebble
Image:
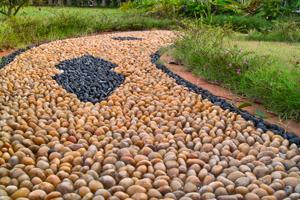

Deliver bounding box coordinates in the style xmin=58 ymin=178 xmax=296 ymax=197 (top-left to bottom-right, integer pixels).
xmin=158 ymin=185 xmax=172 ymax=194
xmin=22 ymin=157 xmax=35 ymax=165
xmin=202 ymin=144 xmax=214 ymax=152
xmin=183 ymin=182 xmax=197 ymax=193
xmin=148 ymin=188 xmax=162 ymax=198
xmin=89 ymin=180 xmax=103 ymax=192
xmin=260 ymin=183 xmax=274 ymax=194
xmin=244 ymin=192 xmax=260 ymax=200
xmin=235 ymin=186 xmax=248 ymax=195
xmin=11 ymin=187 xmax=30 ymax=199
xmin=45 ymin=191 xmax=61 ymax=200
xmin=261 ymin=196 xmax=276 ymax=200
xmin=131 ymin=193 xmax=147 ymax=200
xmin=227 ymin=171 xmax=245 ymax=182
xmin=46 ymin=174 xmax=60 ymax=187
xmin=274 ymin=190 xmax=286 ymax=199
xmin=136 ymin=178 xmax=152 ymax=190
xmin=94 ymin=189 xmax=111 ymax=198
xmin=252 ymin=188 xmax=268 ymax=197
xmin=215 ymin=187 xmax=227 ymax=196
xmin=114 ymin=191 xmax=129 ymax=199
xmin=28 ymin=190 xmax=47 ymax=200
xmin=78 ymin=186 xmax=90 ymax=197
xmin=211 ymin=165 xmax=223 ymax=176
xmin=119 ymin=178 xmax=134 ymax=189
xmin=63 ymin=193 xmax=81 ymax=200
xmin=218 ymin=195 xmax=238 ymax=200
xmin=283 ymin=177 xmax=300 ymax=187
xmin=253 ymin=166 xmax=269 ymax=178
xmin=127 ymin=185 xmax=146 ymax=196
xmin=202 ymin=192 xmax=215 ymax=199
xmin=235 ymin=177 xmax=250 ymax=187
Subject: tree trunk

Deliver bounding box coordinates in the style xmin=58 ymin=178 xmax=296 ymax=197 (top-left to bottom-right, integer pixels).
xmin=101 ymin=0 xmax=107 ymax=7
xmin=48 ymin=0 xmax=53 ymax=6
xmin=58 ymin=0 xmax=63 ymax=6
xmin=66 ymin=0 xmax=72 ymax=6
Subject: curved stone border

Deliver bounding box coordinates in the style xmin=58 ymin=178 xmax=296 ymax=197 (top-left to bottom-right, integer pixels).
xmin=151 ymin=51 xmax=300 ymax=146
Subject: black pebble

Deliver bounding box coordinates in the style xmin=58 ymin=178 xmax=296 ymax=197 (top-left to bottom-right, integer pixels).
xmin=53 ymin=55 xmax=125 ymax=104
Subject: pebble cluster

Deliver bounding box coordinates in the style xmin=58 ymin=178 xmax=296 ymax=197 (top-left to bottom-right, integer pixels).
xmin=0 ymin=31 xmax=300 ymax=200
xmin=53 ymin=55 xmax=125 ymax=104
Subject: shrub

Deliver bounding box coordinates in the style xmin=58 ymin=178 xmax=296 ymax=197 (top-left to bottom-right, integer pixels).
xmin=247 ymin=21 xmax=300 ymax=42
xmin=122 ymin=0 xmax=245 ymax=18
xmin=205 ymin=14 xmax=272 ymax=33
xmin=171 ymin=25 xmax=300 ymax=120
xmin=0 ymin=7 xmax=176 ymax=49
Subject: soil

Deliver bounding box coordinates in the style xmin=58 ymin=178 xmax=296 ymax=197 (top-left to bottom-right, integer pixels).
xmin=160 ymin=53 xmax=300 ymax=136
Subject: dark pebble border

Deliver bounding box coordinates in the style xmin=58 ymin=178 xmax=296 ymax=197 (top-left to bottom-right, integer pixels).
xmin=0 ymin=46 xmax=35 ymax=69
xmin=52 ymin=55 xmax=125 ymax=104
xmin=151 ymin=52 xmax=300 ymax=146
xmin=112 ymin=36 xmax=143 ymax=41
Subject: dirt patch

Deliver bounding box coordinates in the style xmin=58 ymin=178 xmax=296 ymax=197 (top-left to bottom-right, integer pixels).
xmin=160 ymin=53 xmax=300 ymax=136
xmin=0 ymin=49 xmax=16 ymax=58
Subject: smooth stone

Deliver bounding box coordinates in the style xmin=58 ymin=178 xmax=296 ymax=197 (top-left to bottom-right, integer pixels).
xmin=99 ymin=175 xmax=116 ymax=189
xmin=56 ymin=181 xmax=74 ymax=194
xmin=28 ymin=190 xmax=47 ymax=200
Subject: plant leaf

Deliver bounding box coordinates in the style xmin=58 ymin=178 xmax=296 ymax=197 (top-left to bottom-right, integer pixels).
xmin=238 ymin=102 xmax=252 ymax=109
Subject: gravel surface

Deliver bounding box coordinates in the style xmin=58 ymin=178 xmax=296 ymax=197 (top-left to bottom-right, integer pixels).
xmin=0 ymin=30 xmax=300 ymax=200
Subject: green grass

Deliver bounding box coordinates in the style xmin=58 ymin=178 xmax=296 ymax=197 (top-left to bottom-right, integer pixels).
xmin=0 ymin=7 xmax=176 ymax=50
xmin=246 ymin=21 xmax=300 ymax=42
xmin=171 ymin=26 xmax=300 ymax=120
xmin=231 ymin=39 xmax=300 ymax=70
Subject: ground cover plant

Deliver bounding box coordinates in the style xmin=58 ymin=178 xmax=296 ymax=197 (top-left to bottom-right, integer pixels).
xmin=171 ymin=25 xmax=300 ymax=120
xmin=0 ymin=7 xmax=176 ymax=49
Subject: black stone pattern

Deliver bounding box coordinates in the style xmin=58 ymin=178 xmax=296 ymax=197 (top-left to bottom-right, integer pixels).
xmin=52 ymin=55 xmax=125 ymax=104
xmin=0 ymin=46 xmax=34 ymax=69
xmin=112 ymin=36 xmax=143 ymax=41
xmin=151 ymin=51 xmax=300 ymax=146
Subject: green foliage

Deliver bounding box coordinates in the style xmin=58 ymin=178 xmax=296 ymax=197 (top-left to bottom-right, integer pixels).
xmin=122 ymin=0 xmax=245 ymax=18
xmin=247 ymin=21 xmax=300 ymax=42
xmin=206 ymin=14 xmax=271 ymax=33
xmin=261 ymin=0 xmax=283 ymax=19
xmin=0 ymin=7 xmax=176 ymax=49
xmin=0 ymin=0 xmax=28 ymax=16
xmin=171 ymin=25 xmax=300 ymax=120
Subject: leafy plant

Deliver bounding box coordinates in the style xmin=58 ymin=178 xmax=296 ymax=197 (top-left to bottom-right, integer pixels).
xmin=0 ymin=0 xmax=28 ymax=17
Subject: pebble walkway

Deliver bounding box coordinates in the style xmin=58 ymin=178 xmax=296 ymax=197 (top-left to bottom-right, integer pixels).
xmin=0 ymin=31 xmax=300 ymax=200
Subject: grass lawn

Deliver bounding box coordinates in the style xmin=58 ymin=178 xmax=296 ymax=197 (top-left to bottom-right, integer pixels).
xmin=232 ymin=39 xmax=300 ymax=71
xmin=0 ymin=7 xmax=176 ymax=50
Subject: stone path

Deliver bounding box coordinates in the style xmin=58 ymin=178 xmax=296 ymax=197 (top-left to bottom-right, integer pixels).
xmin=0 ymin=31 xmax=300 ymax=200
